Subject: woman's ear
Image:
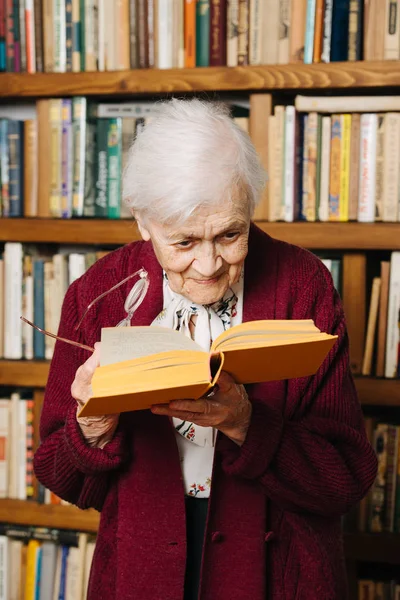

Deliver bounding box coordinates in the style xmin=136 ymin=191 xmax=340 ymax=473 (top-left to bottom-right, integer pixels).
xmin=135 ymin=216 xmax=151 ymax=241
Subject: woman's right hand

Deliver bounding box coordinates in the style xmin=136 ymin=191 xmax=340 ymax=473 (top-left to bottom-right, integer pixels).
xmin=71 ymin=342 xmax=120 ymax=449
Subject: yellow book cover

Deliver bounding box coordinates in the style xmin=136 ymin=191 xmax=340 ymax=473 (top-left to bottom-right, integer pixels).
xmin=339 ymin=114 xmax=352 ymax=222
xmin=79 ymin=320 xmax=337 ymax=418
xmin=328 ymin=115 xmax=341 ymax=221
xmin=24 ymin=539 xmax=41 ymax=600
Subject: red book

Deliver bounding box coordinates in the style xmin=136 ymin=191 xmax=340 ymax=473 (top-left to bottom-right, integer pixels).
xmin=209 ymin=0 xmax=227 ymax=65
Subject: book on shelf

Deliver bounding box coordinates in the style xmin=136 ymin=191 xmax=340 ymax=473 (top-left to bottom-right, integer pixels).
xmin=78 ymin=320 xmax=337 ymax=417
xmin=0 ymin=525 xmax=96 ymax=600
xmin=0 ymin=0 xmax=396 ymax=73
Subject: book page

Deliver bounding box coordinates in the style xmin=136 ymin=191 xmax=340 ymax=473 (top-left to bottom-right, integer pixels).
xmin=100 ymin=326 xmax=203 ymax=366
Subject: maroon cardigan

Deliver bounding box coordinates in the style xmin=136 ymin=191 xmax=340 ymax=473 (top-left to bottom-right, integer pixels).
xmin=34 ymin=224 xmax=377 ymax=600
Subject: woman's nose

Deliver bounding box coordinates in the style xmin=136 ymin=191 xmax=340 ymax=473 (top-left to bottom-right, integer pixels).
xmin=193 ymin=245 xmax=222 ymax=277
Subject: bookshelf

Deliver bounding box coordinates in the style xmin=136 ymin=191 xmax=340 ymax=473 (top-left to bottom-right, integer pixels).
xmin=1 ymin=63 xmax=400 ymax=596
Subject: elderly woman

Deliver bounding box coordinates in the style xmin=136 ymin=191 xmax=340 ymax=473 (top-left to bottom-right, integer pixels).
xmin=34 ymin=99 xmax=377 ymax=600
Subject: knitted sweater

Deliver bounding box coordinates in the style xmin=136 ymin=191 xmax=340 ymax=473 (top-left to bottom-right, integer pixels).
xmin=34 ymin=224 xmax=377 ymax=600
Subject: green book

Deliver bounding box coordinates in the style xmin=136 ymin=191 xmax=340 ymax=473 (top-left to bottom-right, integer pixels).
xmin=107 ymin=118 xmax=122 ymax=219
xmin=196 ymin=0 xmax=210 ymax=67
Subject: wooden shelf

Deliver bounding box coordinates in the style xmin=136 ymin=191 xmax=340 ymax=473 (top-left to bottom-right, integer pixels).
xmin=1 ymin=62 xmax=400 ymax=98
xmin=355 ymin=377 xmax=400 ymax=407
xmin=0 ymin=499 xmax=99 ymax=532
xmin=344 ymin=533 xmax=400 ymax=564
xmin=2 ymin=219 xmax=400 ymax=250
xmin=0 ymin=360 xmax=50 ymax=387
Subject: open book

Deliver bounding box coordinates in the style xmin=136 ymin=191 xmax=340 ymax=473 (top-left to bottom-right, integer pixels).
xmin=78 ymin=320 xmax=337 ymax=417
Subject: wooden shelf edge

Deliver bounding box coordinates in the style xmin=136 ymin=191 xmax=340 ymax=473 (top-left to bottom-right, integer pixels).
xmin=2 ymin=219 xmax=400 ymax=249
xmin=0 ymin=499 xmax=99 ymax=533
xmin=0 ymin=360 xmax=50 ymax=387
xmin=355 ymin=377 xmax=400 ymax=407
xmin=2 ymin=62 xmax=400 ymax=97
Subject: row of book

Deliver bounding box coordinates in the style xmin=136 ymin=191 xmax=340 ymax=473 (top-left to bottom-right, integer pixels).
xmin=355 ymin=419 xmax=400 ymax=534
xmin=267 ymin=95 xmax=400 ymax=223
xmin=0 ymin=525 xmax=95 ymax=600
xmin=0 ymin=98 xmax=249 ymax=219
xmin=0 ymin=0 xmax=378 ymax=74
xmin=0 ymin=244 xmax=111 ymax=361
xmin=358 ymin=580 xmax=400 ymax=599
xmin=361 ymin=253 xmax=400 ymax=380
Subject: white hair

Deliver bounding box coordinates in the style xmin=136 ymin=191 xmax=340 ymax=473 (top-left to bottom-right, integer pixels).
xmin=122 ymin=98 xmax=267 ymax=224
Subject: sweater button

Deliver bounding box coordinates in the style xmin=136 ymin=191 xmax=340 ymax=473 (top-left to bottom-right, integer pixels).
xmin=211 ymin=531 xmax=223 ymax=543
xmin=264 ymin=531 xmax=275 ymax=543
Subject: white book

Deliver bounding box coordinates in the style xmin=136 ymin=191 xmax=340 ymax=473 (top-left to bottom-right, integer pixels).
xmin=249 ymin=0 xmax=262 ymax=64
xmin=384 ymin=0 xmax=400 ymax=59
xmin=278 ymin=0 xmax=292 ymax=64
xmin=85 ymin=0 xmax=98 ymax=71
xmin=23 ymin=272 xmax=34 ymax=360
xmin=83 ymin=542 xmax=96 ymax=599
xmin=68 ymin=254 xmax=87 ymax=284
xmin=97 ymin=0 xmax=105 ymax=71
xmin=9 ymin=540 xmax=22 ymax=600
xmin=39 ymin=542 xmax=57 ymax=600
xmin=157 ymin=0 xmax=173 ymax=68
xmin=0 ymin=535 xmax=8 ymax=600
xmin=4 ymin=243 xmax=23 ymax=360
xmin=273 ymin=106 xmax=285 ymax=221
xmin=54 ymin=0 xmax=67 ymax=72
xmin=320 ymin=258 xmax=332 ymax=271
xmin=65 ymin=547 xmax=80 ymax=600
xmin=75 ymin=533 xmax=88 ymax=600
xmin=385 ymin=252 xmax=400 ymax=378
xmin=227 ymin=0 xmax=239 ymax=66
xmin=267 ymin=115 xmax=278 ymax=221
xmin=321 ymin=0 xmax=333 ymax=62
xmin=318 ymin=116 xmax=332 ymax=222
xmin=382 ymin=113 xmax=400 ymax=222
xmin=18 ymin=399 xmax=27 ymax=500
xmin=262 ymin=0 xmax=279 ymax=63
xmin=104 ymin=0 xmax=115 ymax=70
xmin=357 ymin=114 xmax=377 ymax=223
xmin=95 ymin=102 xmax=157 ymax=118
xmin=283 ymin=106 xmax=296 ymax=222
xmin=52 ymin=547 xmax=63 ymax=600
xmin=295 ymin=95 xmax=400 ymax=114
xmin=0 ymin=400 xmax=10 ymax=498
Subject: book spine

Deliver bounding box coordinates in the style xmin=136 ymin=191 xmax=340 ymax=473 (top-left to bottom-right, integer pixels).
xmin=184 ymin=0 xmax=196 ymax=67
xmin=65 ymin=0 xmax=72 ymax=71
xmin=23 ymin=119 xmax=38 ymax=217
xmin=44 ymin=260 xmax=55 ymax=359
xmin=273 ymin=105 xmax=285 ymax=221
xmin=0 ymin=0 xmax=6 ymax=70
xmin=12 ymin=0 xmax=20 ymax=71
xmin=283 ymin=106 xmax=296 ymax=223
xmin=315 ymin=114 xmax=323 ymax=216
xmin=300 ymin=114 xmax=309 ymax=221
xmin=79 ymin=0 xmax=85 ymax=70
xmin=339 ymin=113 xmax=351 ymax=222
xmin=157 ymin=0 xmax=173 ymax=68
xmin=0 ymin=402 xmax=9 ymax=498
xmin=328 ymin=114 xmax=341 ymax=221
xmin=296 ymin=113 xmax=305 ymax=221
xmin=19 ymin=0 xmax=26 ymax=72
xmin=8 ymin=119 xmax=23 ymax=217
xmin=249 ymin=0 xmax=261 ymax=64
xmin=369 ymin=423 xmax=388 ymax=532
xmin=385 ymin=252 xmax=400 ymax=378
xmin=306 ymin=111 xmax=318 ymax=221
xmin=72 ymin=97 xmax=86 ymax=217
xmin=278 ymin=0 xmax=290 ymax=64
xmin=22 ymin=254 xmax=34 ymax=359
xmin=330 ymin=0 xmax=350 ymax=61
xmin=0 ymin=535 xmax=9 ymax=600
xmin=49 ymin=99 xmax=62 ymax=217
xmin=348 ymin=113 xmax=360 ymax=220
xmin=4 ymin=243 xmax=23 ymax=360
xmin=364 ymin=0 xmax=384 ymax=61
xmin=42 ymin=0 xmax=54 ymax=72
xmin=83 ymin=117 xmax=96 ymax=217
xmin=33 ymin=258 xmax=45 ymax=359
xmin=5 ymin=0 xmax=15 ymax=71
xmin=384 ymin=0 xmax=400 ymax=59
xmin=147 ymin=0 xmax=155 ymax=68
xmin=384 ymin=425 xmax=399 ymax=532
xmin=227 ymin=0 xmax=239 ymax=66
xmin=357 ymin=113 xmax=377 ymax=223
xmin=304 ymin=0 xmax=316 ymax=64
xmin=321 ymin=0 xmax=333 ymax=62
xmin=33 ymin=0 xmax=43 ymax=71
xmin=237 ymin=0 xmax=249 ymax=65
xmin=312 ymin=0 xmax=324 ymax=62
xmin=136 ymin=0 xmax=148 ymax=68
xmin=374 ymin=114 xmax=385 ymax=222
xmin=382 ymin=112 xmax=400 ymax=222
xmin=107 ymin=118 xmax=122 ymax=219
xmin=25 ymin=0 xmax=36 ymax=73
xmin=94 ymin=118 xmax=108 ymax=217
xmin=0 ymin=120 xmax=9 ymax=217
xmin=348 ymin=0 xmax=362 ymax=60
xmin=61 ymin=98 xmax=73 ymax=218
xmin=394 ymin=430 xmax=400 ymax=532
xmin=196 ymin=0 xmax=210 ymax=66
xmin=128 ymin=0 xmax=137 ymax=68
xmin=209 ymin=0 xmax=227 ymax=65
xmin=71 ymin=0 xmax=80 ymax=71
xmin=85 ymin=0 xmax=98 ymax=71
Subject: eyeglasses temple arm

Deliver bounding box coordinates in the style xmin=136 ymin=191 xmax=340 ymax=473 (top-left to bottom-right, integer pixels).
xmin=20 ymin=317 xmax=95 ymax=353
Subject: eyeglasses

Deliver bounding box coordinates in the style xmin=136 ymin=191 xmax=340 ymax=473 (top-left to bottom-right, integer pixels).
xmin=20 ymin=267 xmax=149 ymax=353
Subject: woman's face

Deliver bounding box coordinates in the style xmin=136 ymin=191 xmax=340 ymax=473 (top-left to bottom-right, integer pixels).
xmin=138 ymin=201 xmax=250 ymax=305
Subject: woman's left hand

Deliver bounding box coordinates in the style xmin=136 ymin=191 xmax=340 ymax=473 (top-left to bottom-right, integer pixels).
xmin=151 ymin=371 xmax=252 ymax=446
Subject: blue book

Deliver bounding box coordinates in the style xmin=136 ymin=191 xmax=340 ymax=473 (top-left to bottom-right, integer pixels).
xmin=330 ymin=0 xmax=351 ymax=61
xmin=7 ymin=119 xmax=24 ymax=216
xmin=304 ymin=0 xmax=317 ymax=64
xmin=0 ymin=119 xmax=9 ymax=216
xmin=34 ymin=546 xmax=42 ymax=600
xmin=33 ymin=259 xmax=45 ymax=359
xmin=58 ymin=546 xmax=69 ymax=600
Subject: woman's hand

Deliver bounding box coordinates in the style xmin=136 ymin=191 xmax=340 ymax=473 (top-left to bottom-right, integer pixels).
xmin=151 ymin=371 xmax=252 ymax=446
xmin=71 ymin=342 xmax=120 ymax=449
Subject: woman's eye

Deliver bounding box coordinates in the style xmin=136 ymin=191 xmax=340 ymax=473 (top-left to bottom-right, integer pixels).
xmin=223 ymin=232 xmax=239 ymax=241
xmin=175 ymin=240 xmax=193 ymax=249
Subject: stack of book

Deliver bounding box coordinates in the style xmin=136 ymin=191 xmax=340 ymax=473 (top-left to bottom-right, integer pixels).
xmin=358 ymin=580 xmax=400 ymax=599
xmin=0 ymin=525 xmax=95 ymax=600
xmin=267 ymin=96 xmax=400 ymax=223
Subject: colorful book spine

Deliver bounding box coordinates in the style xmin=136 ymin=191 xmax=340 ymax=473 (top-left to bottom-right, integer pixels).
xmin=72 ymin=97 xmax=87 ymax=216
xmin=54 ymin=0 xmax=66 ymax=72
xmin=25 ymin=0 xmax=36 ymax=73
xmin=26 ymin=399 xmax=34 ymax=499
xmin=374 ymin=114 xmax=385 ymax=222
xmin=237 ymin=0 xmax=249 ymax=64
xmin=94 ymin=118 xmax=108 ymax=217
xmin=5 ymin=0 xmax=15 ymax=72
xmin=0 ymin=0 xmax=6 ymax=70
xmin=12 ymin=0 xmax=21 ymax=71
xmin=339 ymin=113 xmax=351 ymax=222
xmin=65 ymin=0 xmax=73 ymax=71
xmin=196 ymin=0 xmax=210 ymax=66
xmin=107 ymin=118 xmax=122 ymax=219
xmin=318 ymin=115 xmax=332 ymax=222
xmin=328 ymin=115 xmax=341 ymax=221
xmin=382 ymin=112 xmax=400 ymax=222
xmin=79 ymin=0 xmax=85 ymax=70
xmin=83 ymin=113 xmax=96 ymax=217
xmin=7 ymin=119 xmax=23 ymax=217
xmin=304 ymin=0 xmax=316 ymax=64
xmin=358 ymin=113 xmax=377 ymax=223
xmin=19 ymin=0 xmax=26 ymax=71
xmin=61 ymin=98 xmax=73 ymax=218
xmin=385 ymin=252 xmax=400 ymax=378
xmin=72 ymin=0 xmax=81 ymax=71
xmin=33 ymin=258 xmax=45 ymax=360
xmin=305 ymin=111 xmax=318 ymax=221
xmin=184 ymin=0 xmax=196 ymax=67
xmin=0 ymin=120 xmax=9 ymax=217
xmin=369 ymin=423 xmax=388 ymax=533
